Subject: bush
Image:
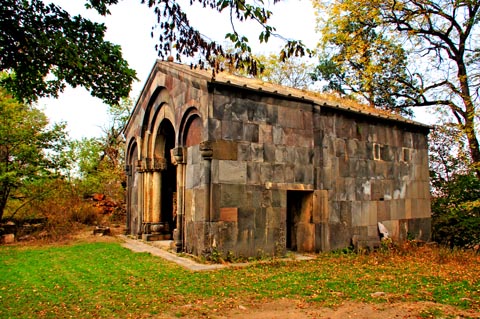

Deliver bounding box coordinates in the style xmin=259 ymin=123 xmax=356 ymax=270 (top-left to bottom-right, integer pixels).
xmin=432 ymin=174 xmax=480 ymax=248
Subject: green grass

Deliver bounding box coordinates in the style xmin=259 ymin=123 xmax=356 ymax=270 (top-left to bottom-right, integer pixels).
xmin=1 ymin=242 xmax=479 ymax=318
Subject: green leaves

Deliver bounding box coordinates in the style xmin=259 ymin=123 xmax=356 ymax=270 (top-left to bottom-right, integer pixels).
xmin=0 ymin=0 xmax=136 ymax=105
xmin=0 ymin=87 xmax=70 ymax=220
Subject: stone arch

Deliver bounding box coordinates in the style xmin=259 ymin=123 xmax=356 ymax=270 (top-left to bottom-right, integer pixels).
xmin=126 ymin=138 xmax=140 ymax=236
xmin=179 ymin=107 xmax=203 ymax=147
xmin=141 ymin=87 xmax=174 ymax=158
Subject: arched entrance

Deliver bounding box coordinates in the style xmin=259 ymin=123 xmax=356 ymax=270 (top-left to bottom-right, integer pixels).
xmin=144 ymin=119 xmax=177 ymax=241
xmin=155 ymin=120 xmax=177 ymax=234
xmin=126 ymin=142 xmax=140 ymax=236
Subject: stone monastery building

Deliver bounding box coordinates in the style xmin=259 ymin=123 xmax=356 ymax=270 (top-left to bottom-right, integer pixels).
xmin=123 ymin=60 xmax=431 ymax=257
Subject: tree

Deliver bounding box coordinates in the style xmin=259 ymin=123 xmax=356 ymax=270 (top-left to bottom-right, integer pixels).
xmin=70 ymin=98 xmax=132 ymax=199
xmin=0 ymin=0 xmax=136 ymax=104
xmin=255 ymin=54 xmax=315 ymax=89
xmin=0 ymin=87 xmax=70 ymax=221
xmin=314 ymin=0 xmax=480 ymax=172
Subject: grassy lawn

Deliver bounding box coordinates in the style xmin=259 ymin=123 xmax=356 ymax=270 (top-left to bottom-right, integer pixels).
xmin=1 ymin=241 xmax=479 ymax=318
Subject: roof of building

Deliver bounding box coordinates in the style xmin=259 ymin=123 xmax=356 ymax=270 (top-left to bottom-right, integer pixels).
xmin=149 ymin=60 xmax=429 ymax=129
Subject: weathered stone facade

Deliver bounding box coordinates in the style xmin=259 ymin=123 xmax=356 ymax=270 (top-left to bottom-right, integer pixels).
xmin=124 ymin=61 xmax=431 ymax=257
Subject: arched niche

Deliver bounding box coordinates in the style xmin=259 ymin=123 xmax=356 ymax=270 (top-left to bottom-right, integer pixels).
xmin=179 ymin=107 xmax=203 ymax=147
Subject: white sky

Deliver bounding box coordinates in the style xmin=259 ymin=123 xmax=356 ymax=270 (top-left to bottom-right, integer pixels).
xmin=39 ymin=0 xmax=432 ymax=139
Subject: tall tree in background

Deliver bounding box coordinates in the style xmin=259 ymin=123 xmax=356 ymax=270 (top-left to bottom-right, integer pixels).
xmin=256 ymin=54 xmax=315 ymax=89
xmin=0 ymin=87 xmax=69 ymax=221
xmin=71 ymin=98 xmax=132 ymax=199
xmin=314 ymin=0 xmax=480 ymax=172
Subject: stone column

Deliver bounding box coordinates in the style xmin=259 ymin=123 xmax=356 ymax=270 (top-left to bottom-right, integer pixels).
xmin=136 ymin=159 xmax=145 ymax=236
xmin=143 ymin=158 xmax=152 ymax=229
xmin=125 ymin=164 xmax=132 ymax=234
xmin=151 ymin=157 xmax=167 ymax=224
xmin=172 ymin=147 xmax=185 ymax=251
xmin=200 ymin=141 xmax=213 ymax=222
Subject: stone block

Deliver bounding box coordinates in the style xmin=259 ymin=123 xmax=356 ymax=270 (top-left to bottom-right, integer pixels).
xmin=356 ymin=179 xmax=371 ymax=201
xmin=259 ymin=124 xmax=272 ymax=144
xmin=328 ymin=222 xmax=352 ymax=251
xmin=250 ymin=102 xmax=267 ymax=122
xmin=295 ymin=148 xmax=310 ymax=165
xmin=231 ymin=101 xmax=248 ymax=121
xmin=247 ymin=162 xmax=261 ymax=185
xmin=193 ymin=188 xmax=205 ymax=221
xmin=335 ymin=138 xmax=346 ymax=158
xmin=238 ymin=207 xmax=255 ymax=231
xmin=266 ymin=207 xmax=284 ymax=228
xmin=243 ymin=123 xmax=259 ymax=142
xmin=218 ymin=160 xmax=247 ymax=184
xmin=405 ymin=199 xmax=412 ymax=219
xmin=260 ymin=163 xmax=273 ymax=182
xmin=220 ymin=184 xmax=247 ymax=207
xmin=278 ymin=106 xmax=304 ymax=129
xmin=272 ymin=164 xmax=285 ymax=183
xmin=266 ymin=104 xmax=278 ymax=125
xmin=213 ymin=140 xmax=238 ymax=160
xmin=339 ymin=201 xmax=353 ymax=226
xmin=303 ymin=110 xmax=313 ymax=131
xmin=313 ymin=190 xmax=329 ymax=223
xmin=272 ymin=126 xmax=284 ymax=145
xmin=377 ymin=200 xmax=391 ymax=222
xmin=220 ymin=207 xmax=238 ymax=222
xmin=207 ymin=118 xmax=222 ymax=140
xmin=255 ymin=207 xmax=267 ymax=229
xmin=407 ymin=217 xmax=431 ymax=242
xmin=367 ymin=225 xmax=378 ymax=238
xmin=263 ymin=144 xmax=276 ymax=162
xmin=236 ymin=229 xmax=256 ymax=257
xmin=368 ymin=201 xmax=377 ymax=225
xmin=185 ymin=163 xmax=202 ymax=189
xmin=237 ymin=142 xmax=251 ymax=161
xmin=213 ymin=222 xmax=238 ymax=254
xmin=284 ymin=164 xmax=295 ymax=183
xmin=250 ymin=143 xmax=264 ymax=162
xmin=275 ymin=145 xmax=287 ymax=163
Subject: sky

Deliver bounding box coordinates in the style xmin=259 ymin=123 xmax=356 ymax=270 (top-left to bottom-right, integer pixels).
xmin=39 ymin=0 xmax=319 ymax=139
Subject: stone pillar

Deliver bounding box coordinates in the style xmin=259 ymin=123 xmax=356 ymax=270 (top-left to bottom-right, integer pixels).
xmin=152 ymin=157 xmax=167 ymax=224
xmin=173 ymin=147 xmax=185 ymax=252
xmin=136 ymin=159 xmax=145 ymax=236
xmin=143 ymin=158 xmax=152 ymax=226
xmin=125 ymin=164 xmax=132 ymax=234
xmin=200 ymin=141 xmax=213 ymax=222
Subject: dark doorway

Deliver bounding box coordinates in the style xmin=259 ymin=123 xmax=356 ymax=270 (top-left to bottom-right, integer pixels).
xmin=286 ymin=191 xmax=314 ymax=252
xmin=160 ymin=121 xmax=177 ymax=233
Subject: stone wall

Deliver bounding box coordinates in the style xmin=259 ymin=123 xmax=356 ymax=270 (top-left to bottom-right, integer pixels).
xmin=314 ymin=108 xmax=431 ymax=250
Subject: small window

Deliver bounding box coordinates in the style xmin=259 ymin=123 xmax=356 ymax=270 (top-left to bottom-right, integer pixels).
xmin=373 ymin=143 xmax=382 ymax=160
xmin=402 ymin=147 xmax=411 ymax=162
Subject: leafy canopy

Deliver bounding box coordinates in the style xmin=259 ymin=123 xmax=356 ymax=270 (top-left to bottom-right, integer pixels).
xmin=314 ymin=0 xmax=480 ymax=172
xmin=0 ymin=0 xmax=137 ymax=104
xmin=0 ymin=86 xmax=70 ymax=220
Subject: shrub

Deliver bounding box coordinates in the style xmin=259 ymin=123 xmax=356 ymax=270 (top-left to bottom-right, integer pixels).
xmin=432 ymin=174 xmax=480 ymax=249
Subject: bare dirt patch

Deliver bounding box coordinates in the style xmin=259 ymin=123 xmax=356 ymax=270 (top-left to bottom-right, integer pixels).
xmin=168 ymin=299 xmax=480 ymax=319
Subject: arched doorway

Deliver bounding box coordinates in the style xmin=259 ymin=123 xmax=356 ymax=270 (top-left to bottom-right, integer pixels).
xmin=126 ymin=142 xmax=140 ymax=236
xmin=153 ymin=120 xmax=177 ymax=237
